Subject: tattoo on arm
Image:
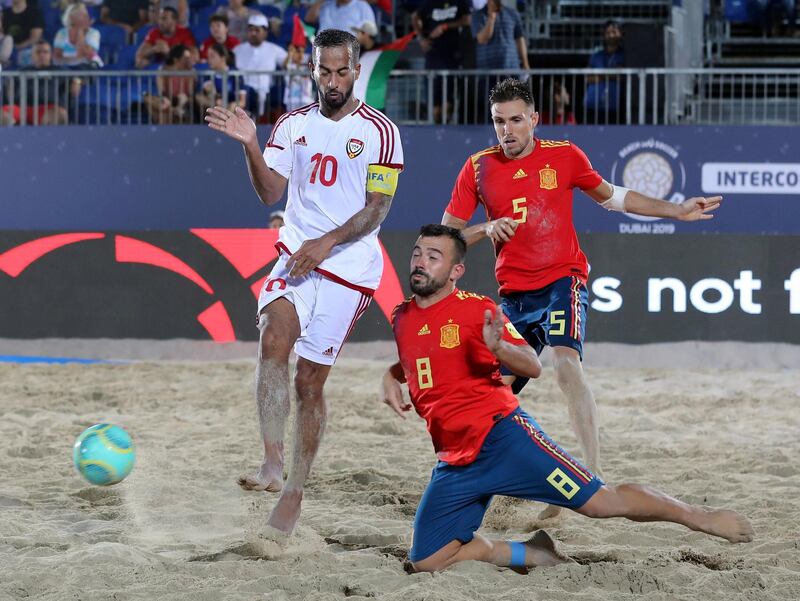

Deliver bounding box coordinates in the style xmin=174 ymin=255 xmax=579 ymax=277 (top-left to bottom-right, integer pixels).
xmin=329 ymin=193 xmax=392 ymax=245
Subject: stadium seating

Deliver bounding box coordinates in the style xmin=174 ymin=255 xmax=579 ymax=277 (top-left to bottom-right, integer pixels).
xmin=96 ymin=24 xmax=128 ymax=67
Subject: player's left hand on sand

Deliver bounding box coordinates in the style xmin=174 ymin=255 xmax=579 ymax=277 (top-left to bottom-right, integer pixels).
xmin=482 ymin=306 xmax=505 ymax=352
xmin=677 ymin=195 xmax=722 ymax=221
xmin=286 ymin=236 xmax=336 ymax=278
xmin=205 ymin=106 xmax=257 ymax=146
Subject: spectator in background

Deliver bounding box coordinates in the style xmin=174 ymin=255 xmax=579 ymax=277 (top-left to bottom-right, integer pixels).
xmin=233 ymin=14 xmax=286 ymax=117
xmin=101 ymin=0 xmax=148 ymax=36
xmin=53 ymin=3 xmax=102 ymax=67
xmin=2 ymin=0 xmax=44 ymax=66
xmin=200 ymin=13 xmax=239 ymax=61
xmin=305 ymin=0 xmax=376 ymax=33
xmin=469 ymin=0 xmax=529 ymax=122
xmin=269 ymin=210 xmax=285 ymax=229
xmin=196 ymin=43 xmax=248 ymax=114
xmin=217 ymin=0 xmax=260 ymax=42
xmin=144 ymin=43 xmax=196 ymax=123
xmin=2 ymin=40 xmax=81 ymax=124
xmin=136 ymin=6 xmax=195 ymax=68
xmin=0 ymin=12 xmax=14 ymax=67
xmin=539 ymin=82 xmax=576 ymax=125
xmin=351 ymin=19 xmax=376 ymax=50
xmin=283 ymin=40 xmax=312 ymax=110
xmin=412 ymin=0 xmax=471 ymax=123
xmin=584 ymin=19 xmax=624 ymax=125
xmin=160 ymin=0 xmax=189 ymax=27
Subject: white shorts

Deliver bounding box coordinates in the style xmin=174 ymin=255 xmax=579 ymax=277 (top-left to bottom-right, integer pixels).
xmin=256 ymin=254 xmax=372 ymax=365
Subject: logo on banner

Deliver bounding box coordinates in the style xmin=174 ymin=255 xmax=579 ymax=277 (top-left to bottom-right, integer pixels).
xmin=611 ymin=139 xmax=686 ymax=224
xmin=346 ymin=138 xmax=364 ymax=159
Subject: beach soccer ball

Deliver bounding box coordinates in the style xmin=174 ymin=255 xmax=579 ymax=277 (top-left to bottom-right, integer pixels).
xmin=73 ymin=424 xmax=136 ymax=486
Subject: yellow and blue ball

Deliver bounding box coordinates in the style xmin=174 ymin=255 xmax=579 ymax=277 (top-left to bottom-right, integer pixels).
xmin=73 ymin=424 xmax=135 ymax=486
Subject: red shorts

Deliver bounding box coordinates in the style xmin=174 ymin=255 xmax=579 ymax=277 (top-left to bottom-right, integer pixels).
xmin=1 ymin=104 xmax=60 ymax=124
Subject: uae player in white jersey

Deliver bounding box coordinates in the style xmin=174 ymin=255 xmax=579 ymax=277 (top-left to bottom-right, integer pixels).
xmin=205 ymin=29 xmax=403 ymax=534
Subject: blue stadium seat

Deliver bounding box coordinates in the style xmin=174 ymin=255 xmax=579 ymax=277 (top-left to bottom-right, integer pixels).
xmin=42 ymin=4 xmax=63 ymax=41
xmin=191 ymin=24 xmax=209 ymax=47
xmin=95 ymin=24 xmax=128 ymax=66
xmin=110 ymin=45 xmax=139 ymax=70
xmin=195 ymin=5 xmax=219 ymax=26
xmin=724 ymin=0 xmax=754 ymax=23
xmin=256 ymin=5 xmax=282 ymax=20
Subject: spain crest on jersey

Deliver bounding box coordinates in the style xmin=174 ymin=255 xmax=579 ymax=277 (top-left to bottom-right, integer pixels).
xmin=539 ymin=164 xmax=558 ymax=190
xmin=440 ymin=322 xmax=460 ymax=349
xmin=346 ymin=138 xmax=364 ymax=159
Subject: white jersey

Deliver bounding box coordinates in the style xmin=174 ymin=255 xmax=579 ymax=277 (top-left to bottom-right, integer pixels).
xmin=262 ymin=101 xmax=404 ymax=292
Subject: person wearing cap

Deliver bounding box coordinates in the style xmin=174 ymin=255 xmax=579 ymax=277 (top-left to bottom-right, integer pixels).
xmin=216 ymin=0 xmax=260 ymax=42
xmin=233 ymin=13 xmax=288 ymax=117
xmin=351 ymin=19 xmax=376 ymax=50
xmin=269 ymin=210 xmax=285 ymax=229
xmin=305 ymin=0 xmax=376 ymax=36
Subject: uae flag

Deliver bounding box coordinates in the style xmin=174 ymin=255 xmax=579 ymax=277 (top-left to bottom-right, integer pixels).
xmin=354 ymin=33 xmax=415 ymax=110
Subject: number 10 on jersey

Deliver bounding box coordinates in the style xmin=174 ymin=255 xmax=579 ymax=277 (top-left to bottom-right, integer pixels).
xmin=310 ymin=153 xmax=338 ymax=186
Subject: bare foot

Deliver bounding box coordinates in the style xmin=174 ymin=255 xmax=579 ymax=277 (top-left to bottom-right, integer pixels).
xmin=237 ymin=462 xmax=283 ymax=492
xmin=699 ymin=509 xmax=754 ymax=543
xmin=267 ymin=488 xmax=303 ymax=534
xmin=537 ymin=504 xmax=563 ymax=521
xmin=510 ymin=530 xmax=573 ymax=574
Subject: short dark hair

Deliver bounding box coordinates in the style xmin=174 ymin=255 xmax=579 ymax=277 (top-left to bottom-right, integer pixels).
xmin=418 ymin=224 xmax=467 ymax=264
xmin=209 ymin=42 xmax=234 ymax=67
xmin=489 ymin=78 xmax=535 ymax=110
xmin=312 ymin=29 xmax=360 ymax=67
xmin=209 ymin=13 xmax=229 ymax=26
xmin=605 ymin=19 xmax=622 ymax=30
xmin=161 ymin=6 xmax=178 ymax=19
xmin=166 ymin=43 xmax=189 ymax=65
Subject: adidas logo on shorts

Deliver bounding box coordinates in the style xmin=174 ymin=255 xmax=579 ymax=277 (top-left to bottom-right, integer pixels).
xmin=322 ymin=347 xmax=335 ymax=356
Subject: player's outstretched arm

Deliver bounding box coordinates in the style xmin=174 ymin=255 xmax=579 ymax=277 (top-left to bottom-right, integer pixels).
xmin=586 ymin=180 xmax=722 ymax=221
xmin=442 ymin=212 xmax=518 ymax=246
xmin=205 ymin=106 xmax=288 ymax=205
xmin=381 ymin=362 xmax=412 ymax=419
xmin=483 ymin=307 xmax=541 ymax=379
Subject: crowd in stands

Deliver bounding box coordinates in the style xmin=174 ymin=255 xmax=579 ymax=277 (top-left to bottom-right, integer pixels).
xmin=0 ymin=0 xmax=387 ymax=124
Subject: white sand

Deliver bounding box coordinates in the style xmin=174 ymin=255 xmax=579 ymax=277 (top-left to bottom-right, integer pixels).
xmin=0 ymin=344 xmax=798 ymax=600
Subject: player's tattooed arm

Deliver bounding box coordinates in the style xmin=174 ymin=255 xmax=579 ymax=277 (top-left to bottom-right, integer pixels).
xmin=442 ymin=212 xmax=518 ymax=246
xmin=287 ymin=192 xmax=392 ymax=278
xmin=381 ymin=362 xmax=412 ymax=419
xmin=586 ymin=179 xmax=722 ymax=221
xmin=483 ymin=307 xmax=542 ymax=379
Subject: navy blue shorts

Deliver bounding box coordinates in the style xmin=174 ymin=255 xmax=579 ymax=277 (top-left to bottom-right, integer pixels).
xmin=409 ymin=407 xmax=603 ymax=563
xmin=500 ymin=276 xmax=588 ymax=393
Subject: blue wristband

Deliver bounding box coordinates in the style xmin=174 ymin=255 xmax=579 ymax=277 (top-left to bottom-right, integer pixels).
xmin=509 ymin=541 xmax=526 ymax=567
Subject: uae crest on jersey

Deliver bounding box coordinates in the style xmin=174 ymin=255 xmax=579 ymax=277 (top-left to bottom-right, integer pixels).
xmin=440 ymin=322 xmax=460 ymax=349
xmin=346 ymin=138 xmax=364 ymax=159
xmin=539 ymin=163 xmax=558 ymax=190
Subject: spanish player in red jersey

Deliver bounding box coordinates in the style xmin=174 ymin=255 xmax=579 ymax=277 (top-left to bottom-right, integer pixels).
xmin=442 ymin=79 xmax=723 ymax=517
xmin=382 ymin=225 xmax=752 ymax=573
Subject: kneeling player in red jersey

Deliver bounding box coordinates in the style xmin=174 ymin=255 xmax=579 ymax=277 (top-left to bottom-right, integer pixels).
xmin=382 ymin=225 xmax=753 ymax=573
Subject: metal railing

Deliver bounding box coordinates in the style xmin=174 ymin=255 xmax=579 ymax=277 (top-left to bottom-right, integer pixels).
xmin=2 ymin=68 xmax=799 ymax=127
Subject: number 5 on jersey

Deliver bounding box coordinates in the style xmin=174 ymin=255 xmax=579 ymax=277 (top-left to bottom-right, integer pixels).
xmin=310 ymin=153 xmax=338 ymax=186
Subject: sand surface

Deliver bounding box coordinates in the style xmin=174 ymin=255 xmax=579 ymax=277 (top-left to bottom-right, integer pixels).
xmin=0 ymin=351 xmax=798 ymax=600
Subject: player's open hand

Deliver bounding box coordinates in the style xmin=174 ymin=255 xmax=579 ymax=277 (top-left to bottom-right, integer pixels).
xmin=286 ymin=235 xmax=337 ymax=278
xmin=486 ymin=217 xmax=518 ymax=243
xmin=381 ymin=370 xmax=411 ymax=419
xmin=205 ymin=106 xmax=257 ymax=147
xmin=677 ymin=195 xmax=722 ymax=221
xmin=482 ymin=306 xmax=505 ymax=353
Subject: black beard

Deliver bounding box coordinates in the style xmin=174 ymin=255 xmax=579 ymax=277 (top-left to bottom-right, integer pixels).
xmin=409 ymin=272 xmax=447 ymax=297
xmin=321 ymin=86 xmax=352 ymax=110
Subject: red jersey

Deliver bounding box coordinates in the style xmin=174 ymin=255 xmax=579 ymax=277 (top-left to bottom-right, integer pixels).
xmin=144 ymin=26 xmax=197 ymax=49
xmin=391 ymin=289 xmax=528 ymax=465
xmin=199 ymin=35 xmax=240 ymax=60
xmin=446 ymin=139 xmax=603 ymax=294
